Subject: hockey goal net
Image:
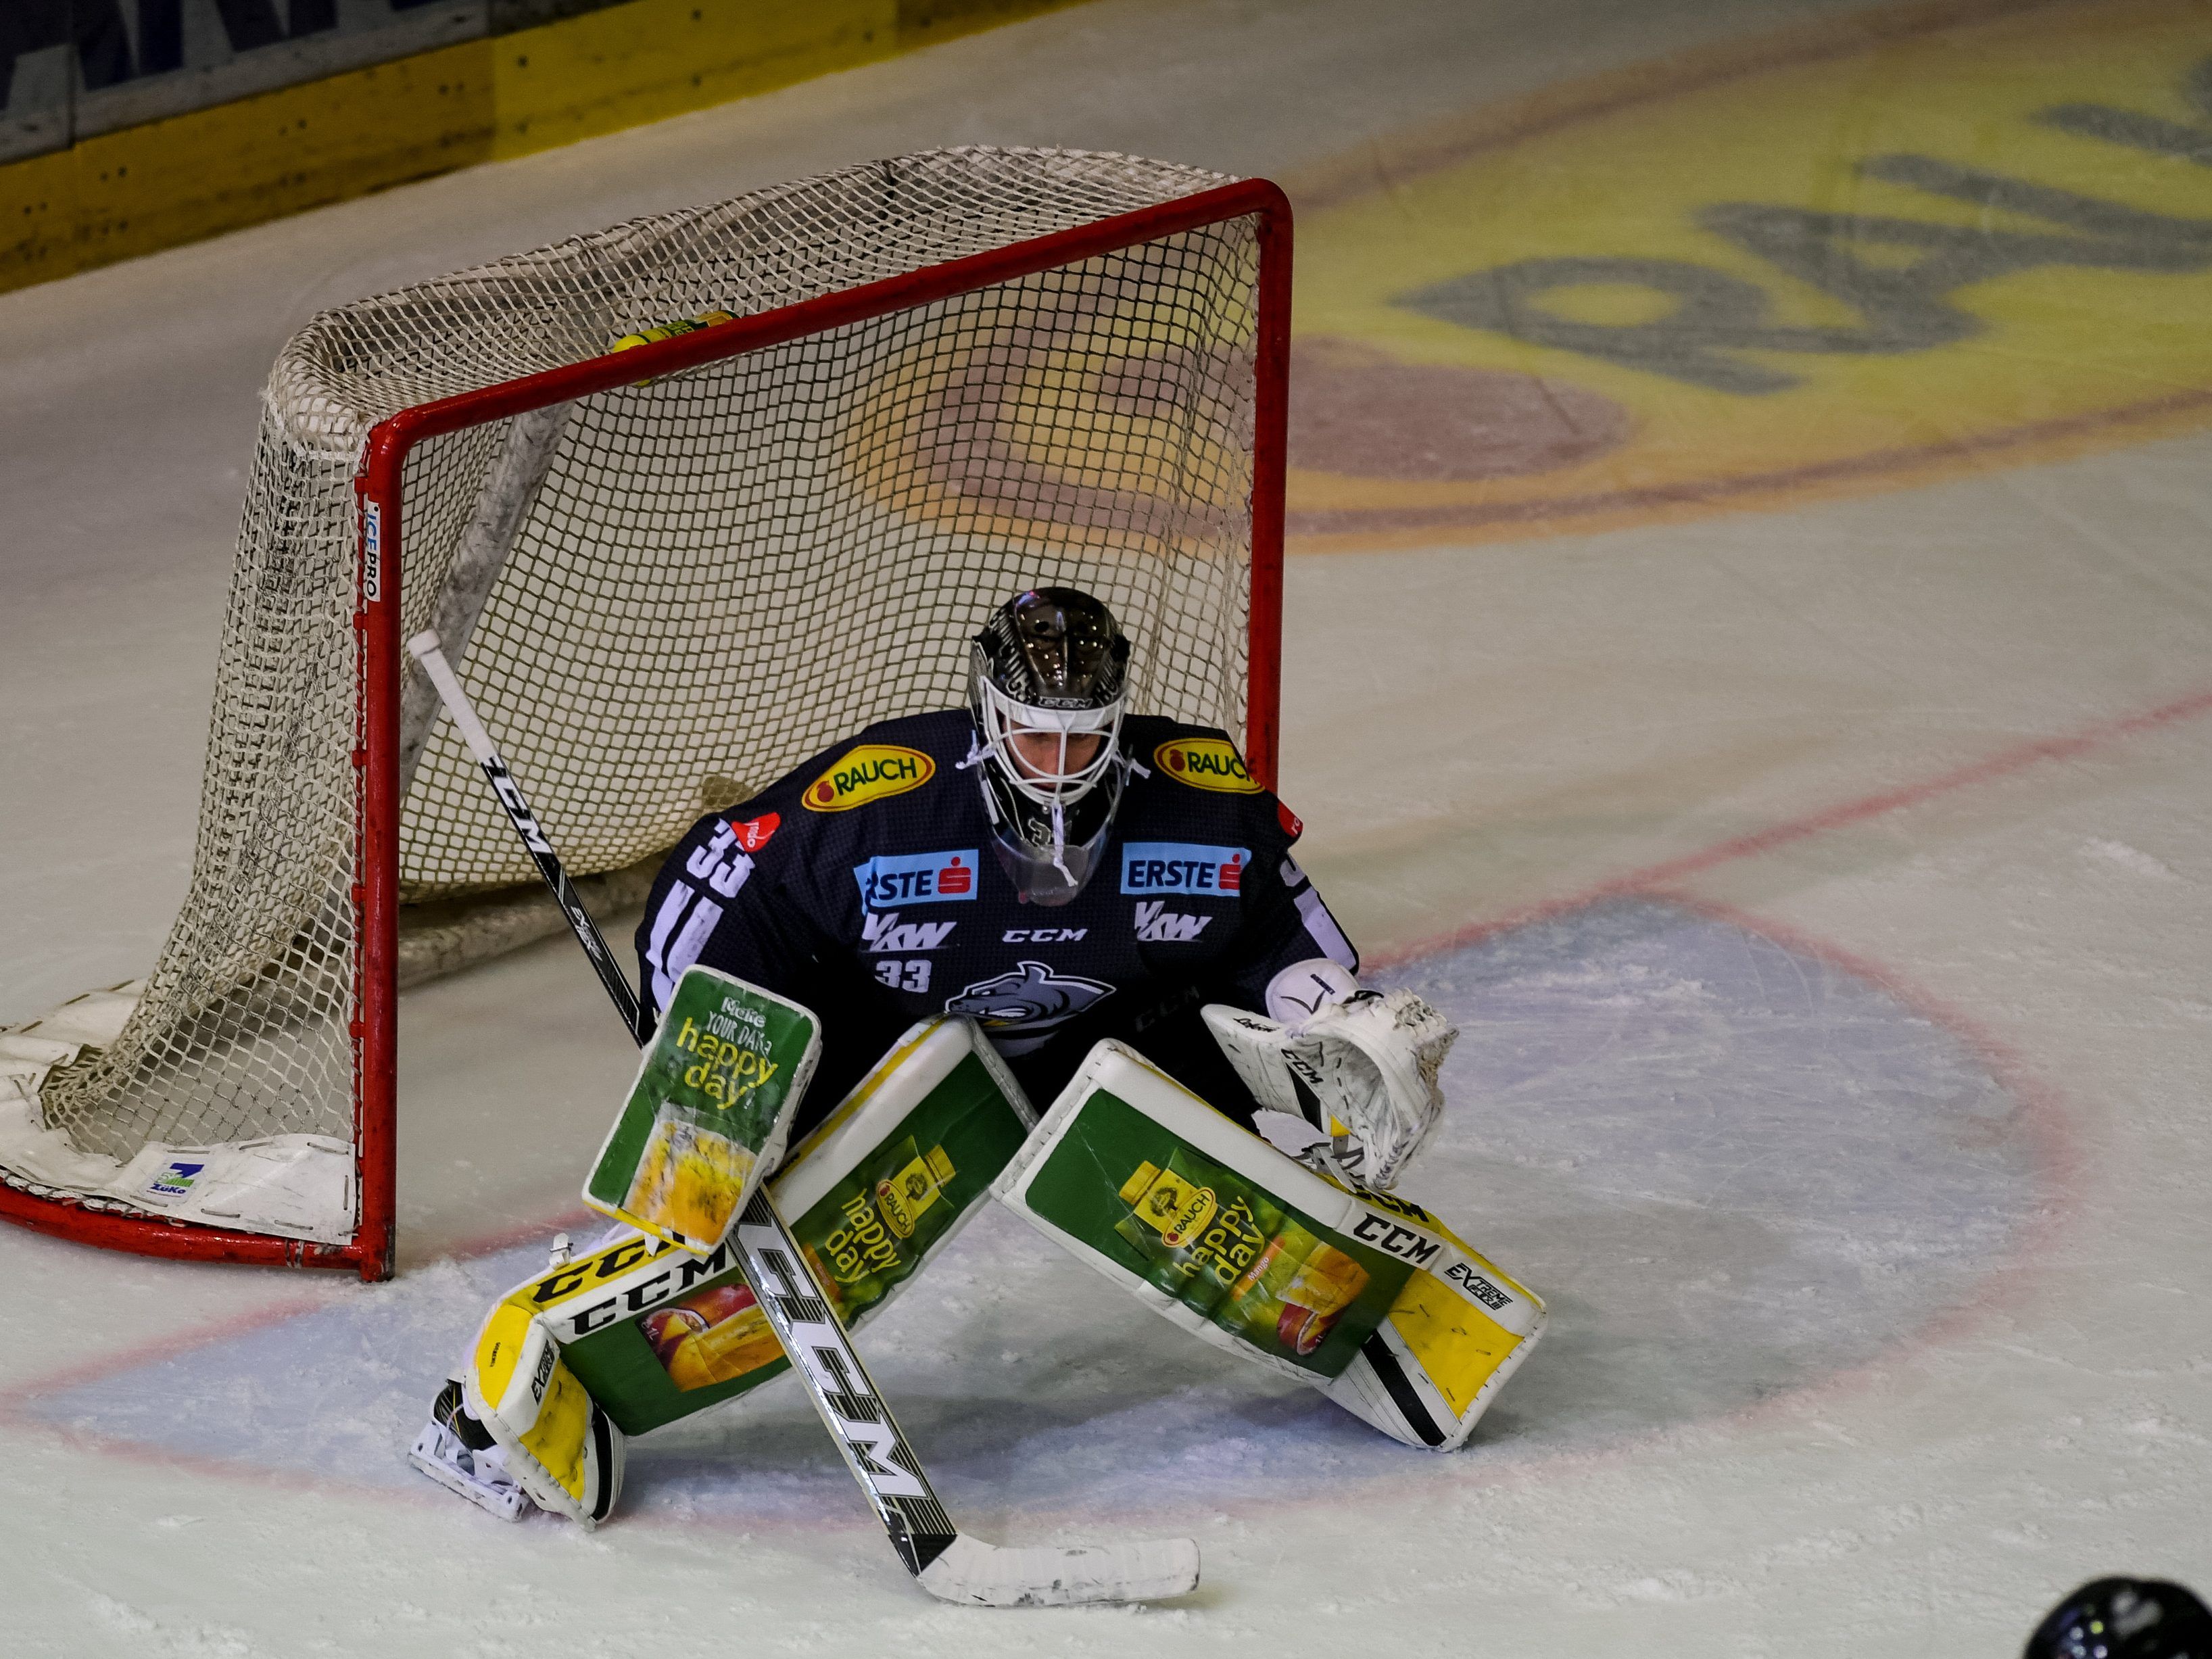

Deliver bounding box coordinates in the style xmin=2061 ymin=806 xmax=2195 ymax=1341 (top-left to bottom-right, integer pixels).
xmin=0 ymin=148 xmax=1289 ymax=1278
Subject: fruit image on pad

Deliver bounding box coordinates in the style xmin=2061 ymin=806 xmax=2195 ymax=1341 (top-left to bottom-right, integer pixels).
xmin=583 ymin=968 xmax=821 ymax=1255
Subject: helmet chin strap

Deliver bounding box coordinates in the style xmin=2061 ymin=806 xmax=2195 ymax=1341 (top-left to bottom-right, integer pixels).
xmin=1044 ymin=725 xmax=1075 ymax=884
xmin=967 ymin=722 xmax=1132 ymax=903
xmin=1049 ymin=799 xmax=1074 ymax=886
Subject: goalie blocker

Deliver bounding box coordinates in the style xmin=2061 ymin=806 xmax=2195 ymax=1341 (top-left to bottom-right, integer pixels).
xmin=996 ymin=1041 xmax=1544 ymax=1450
xmin=579 ymin=965 xmax=821 ymax=1257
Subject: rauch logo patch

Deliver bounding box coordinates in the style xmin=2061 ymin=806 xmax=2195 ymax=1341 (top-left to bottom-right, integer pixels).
xmin=1121 ymin=842 xmax=1249 ymax=898
xmin=1154 ymin=736 xmax=1261 ymax=793
xmin=852 ymin=850 xmax=978 ymax=907
xmin=804 ymin=745 xmax=934 ymax=812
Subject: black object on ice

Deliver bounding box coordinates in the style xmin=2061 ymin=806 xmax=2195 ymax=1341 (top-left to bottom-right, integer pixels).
xmin=2026 ymin=1579 xmax=2212 ymax=1659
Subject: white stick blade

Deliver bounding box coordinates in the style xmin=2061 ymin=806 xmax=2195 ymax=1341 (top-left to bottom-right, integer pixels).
xmin=915 ymin=1533 xmax=1199 ymax=1607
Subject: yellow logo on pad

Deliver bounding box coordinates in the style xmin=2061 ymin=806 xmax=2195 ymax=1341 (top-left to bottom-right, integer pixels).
xmin=803 ymin=745 xmax=935 ymax=812
xmin=1119 ymin=1160 xmax=1217 ymax=1247
xmin=1153 ymin=737 xmax=1260 ymax=794
xmin=877 ymin=1145 xmax=955 ymax=1239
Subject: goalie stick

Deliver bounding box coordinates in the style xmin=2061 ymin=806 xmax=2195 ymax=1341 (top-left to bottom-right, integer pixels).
xmin=406 ymin=629 xmax=1199 ymax=1608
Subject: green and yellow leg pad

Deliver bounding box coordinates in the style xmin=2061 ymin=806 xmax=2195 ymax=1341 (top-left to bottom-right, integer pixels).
xmin=473 ymin=1016 xmax=1035 ymax=1448
xmin=994 ymin=1040 xmax=1547 ymax=1451
xmin=462 ymin=1301 xmax=625 ymax=1528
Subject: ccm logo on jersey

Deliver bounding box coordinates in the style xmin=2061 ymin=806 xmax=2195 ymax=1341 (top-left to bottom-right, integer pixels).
xmin=852 ymin=849 xmax=978 ymax=907
xmin=804 ymin=744 xmax=935 ymax=812
xmin=1121 ymin=842 xmax=1248 ymax=897
xmin=863 ymin=912 xmax=957 ymax=952
xmin=1134 ymin=901 xmax=1211 ymax=942
xmin=1351 ymin=1213 xmax=1441 ymax=1267
xmin=1154 ymin=736 xmax=1261 ymax=793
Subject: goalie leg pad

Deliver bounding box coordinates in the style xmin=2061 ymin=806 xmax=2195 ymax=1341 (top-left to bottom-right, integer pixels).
xmin=460 ymin=1016 xmax=1036 ymax=1443
xmin=463 ymin=1303 xmax=625 ymax=1527
xmin=994 ymin=1040 xmax=1543 ymax=1451
xmin=582 ymin=966 xmax=823 ymax=1256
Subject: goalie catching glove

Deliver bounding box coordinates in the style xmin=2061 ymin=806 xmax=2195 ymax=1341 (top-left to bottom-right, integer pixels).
xmin=1203 ymin=959 xmax=1457 ymax=1189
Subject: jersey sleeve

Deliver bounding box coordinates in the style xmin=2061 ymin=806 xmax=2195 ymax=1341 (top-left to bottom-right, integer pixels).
xmin=1214 ymin=800 xmax=1360 ymax=1010
xmin=633 ymin=798 xmax=834 ymax=1032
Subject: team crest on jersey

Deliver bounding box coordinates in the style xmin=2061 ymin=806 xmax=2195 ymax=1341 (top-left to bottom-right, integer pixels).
xmin=1154 ymin=736 xmax=1261 ymax=793
xmin=944 ymin=961 xmax=1113 ymax=1053
xmin=803 ymin=745 xmax=935 ymax=812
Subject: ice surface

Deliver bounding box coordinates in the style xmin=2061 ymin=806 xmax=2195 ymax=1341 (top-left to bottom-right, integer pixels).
xmin=3 ymin=0 xmax=2209 ymax=1650
xmin=13 ymin=901 xmax=2046 ymax=1522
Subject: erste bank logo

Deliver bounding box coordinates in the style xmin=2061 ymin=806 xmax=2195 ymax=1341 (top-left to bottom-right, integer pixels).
xmin=853 ymin=849 xmax=978 ymax=908
xmin=1120 ymin=843 xmax=1248 ymax=898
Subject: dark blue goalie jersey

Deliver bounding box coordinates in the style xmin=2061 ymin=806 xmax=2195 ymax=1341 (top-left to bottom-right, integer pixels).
xmin=635 ymin=709 xmax=1358 ymax=1136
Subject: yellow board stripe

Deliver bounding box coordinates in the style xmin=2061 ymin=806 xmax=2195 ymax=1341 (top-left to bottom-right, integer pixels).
xmin=0 ymin=0 xmax=1088 ymax=296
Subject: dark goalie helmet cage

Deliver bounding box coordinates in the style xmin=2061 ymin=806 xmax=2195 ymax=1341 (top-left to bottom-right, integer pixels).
xmin=967 ymin=587 xmax=1132 ymax=906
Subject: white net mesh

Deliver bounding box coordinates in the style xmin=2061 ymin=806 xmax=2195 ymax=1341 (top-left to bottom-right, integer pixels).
xmin=26 ymin=147 xmax=1265 ymax=1213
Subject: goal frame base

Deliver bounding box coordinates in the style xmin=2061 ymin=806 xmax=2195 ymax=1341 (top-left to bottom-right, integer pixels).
xmin=0 ymin=1182 xmax=372 ymax=1271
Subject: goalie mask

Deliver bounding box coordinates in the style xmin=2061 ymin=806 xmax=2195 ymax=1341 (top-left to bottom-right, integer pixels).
xmin=967 ymin=587 xmax=1131 ymax=907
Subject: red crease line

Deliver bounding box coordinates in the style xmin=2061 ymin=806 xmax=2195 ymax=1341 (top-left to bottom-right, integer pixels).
xmin=1373 ymin=679 xmax=2212 ymax=966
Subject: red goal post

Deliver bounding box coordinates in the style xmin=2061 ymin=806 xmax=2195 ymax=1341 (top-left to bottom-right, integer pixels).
xmin=0 ymin=159 xmax=1291 ymax=1281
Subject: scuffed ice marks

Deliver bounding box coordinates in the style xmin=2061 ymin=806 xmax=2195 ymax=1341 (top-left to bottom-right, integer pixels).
xmin=18 ymin=900 xmax=2045 ymax=1520
xmin=1385 ymin=899 xmax=2042 ymax=1447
